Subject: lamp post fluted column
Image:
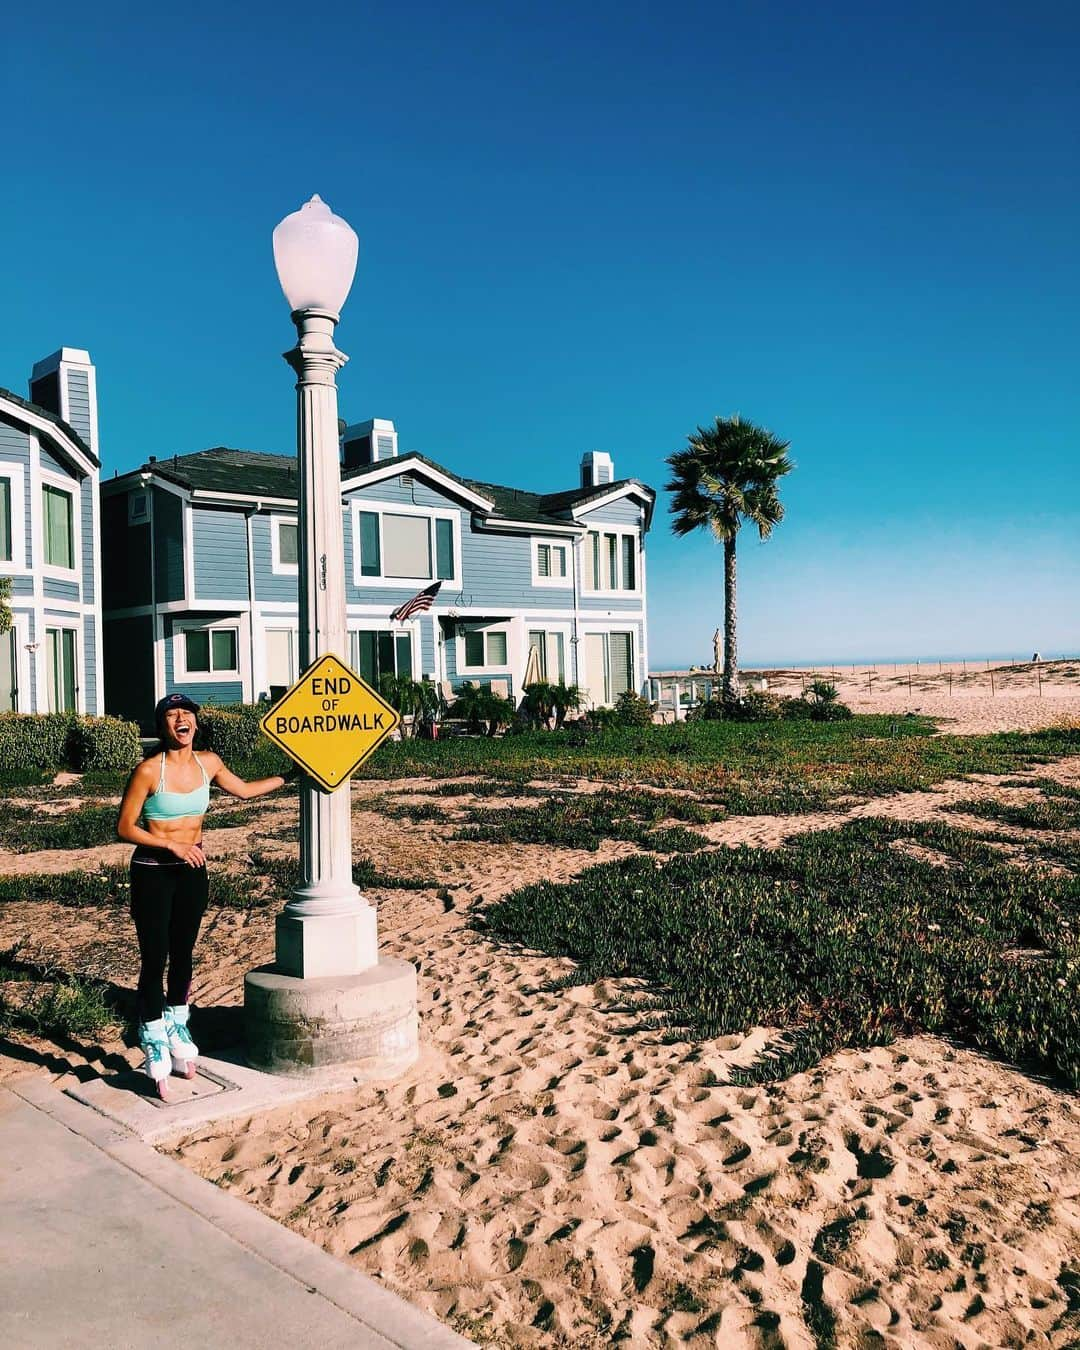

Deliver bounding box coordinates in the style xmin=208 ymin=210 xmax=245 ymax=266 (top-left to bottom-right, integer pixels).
xmin=273 ymin=307 xmax=378 ymax=976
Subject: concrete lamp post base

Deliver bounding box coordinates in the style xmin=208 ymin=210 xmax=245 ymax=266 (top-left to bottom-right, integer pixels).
xmin=244 ymin=958 xmax=419 ymax=1078
xmin=274 ymin=907 xmax=378 ymax=981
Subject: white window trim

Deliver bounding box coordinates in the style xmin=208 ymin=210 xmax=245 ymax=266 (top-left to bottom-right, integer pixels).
xmin=530 ymin=537 xmax=573 ymax=589
xmin=350 ymin=501 xmax=461 ymax=589
xmin=270 ymin=514 xmax=299 ymax=576
xmin=0 ymin=462 xmax=28 ymax=575
xmin=580 ymin=527 xmax=641 ymax=595
xmin=40 ymin=469 xmax=81 ymax=581
xmin=174 ymin=617 xmax=242 ymax=682
xmin=457 ymin=621 xmax=513 ymax=673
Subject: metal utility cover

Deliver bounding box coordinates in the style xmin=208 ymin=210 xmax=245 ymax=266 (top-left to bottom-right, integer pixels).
xmin=260 ymin=653 xmax=400 ymax=792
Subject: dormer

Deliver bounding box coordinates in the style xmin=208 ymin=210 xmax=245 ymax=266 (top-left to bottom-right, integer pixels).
xmin=342 ymin=418 xmax=398 ymax=471
xmin=580 ymin=450 xmax=614 ymax=489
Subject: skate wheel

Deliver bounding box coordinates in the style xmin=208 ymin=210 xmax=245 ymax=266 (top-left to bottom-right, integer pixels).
xmin=177 ymin=1059 xmax=196 ymax=1080
xmin=155 ymin=1078 xmax=169 ymax=1101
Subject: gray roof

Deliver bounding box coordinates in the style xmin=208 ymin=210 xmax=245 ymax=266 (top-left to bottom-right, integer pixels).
xmin=0 ymin=386 xmax=99 ymax=468
xmin=122 ymin=447 xmax=654 ymax=528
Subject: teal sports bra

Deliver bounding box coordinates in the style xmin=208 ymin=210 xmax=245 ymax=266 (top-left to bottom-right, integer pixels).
xmin=142 ymin=753 xmax=211 ymax=821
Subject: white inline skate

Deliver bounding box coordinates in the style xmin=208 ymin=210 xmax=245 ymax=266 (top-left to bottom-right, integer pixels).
xmin=139 ymin=1018 xmax=172 ymax=1099
xmin=164 ymin=1004 xmax=198 ymax=1079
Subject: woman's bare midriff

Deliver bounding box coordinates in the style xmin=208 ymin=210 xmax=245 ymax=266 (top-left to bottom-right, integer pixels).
xmin=144 ymin=816 xmax=205 ymax=846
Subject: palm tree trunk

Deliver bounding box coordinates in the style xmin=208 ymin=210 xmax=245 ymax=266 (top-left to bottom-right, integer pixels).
xmin=722 ymin=534 xmax=738 ymax=703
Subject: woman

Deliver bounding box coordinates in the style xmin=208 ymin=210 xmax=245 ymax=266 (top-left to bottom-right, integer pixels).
xmin=117 ymin=693 xmax=286 ymax=1097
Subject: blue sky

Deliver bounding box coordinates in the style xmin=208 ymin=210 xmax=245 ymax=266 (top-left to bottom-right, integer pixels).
xmin=5 ymin=0 xmax=1078 ymax=666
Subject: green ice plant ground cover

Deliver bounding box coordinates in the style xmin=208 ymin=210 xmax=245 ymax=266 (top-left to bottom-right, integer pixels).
xmin=478 ymin=817 xmax=1080 ymax=1089
xmin=356 ymin=719 xmax=1080 ymax=813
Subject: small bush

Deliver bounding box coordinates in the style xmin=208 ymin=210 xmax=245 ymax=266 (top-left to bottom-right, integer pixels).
xmin=612 ymin=690 xmax=654 ymax=727
xmin=779 ymin=696 xmax=815 ymax=720
xmin=196 ymin=704 xmax=267 ymax=762
xmin=68 ymin=716 xmax=141 ymax=773
xmin=0 ymin=713 xmax=74 ymax=775
xmin=692 ymin=691 xmax=783 ymax=723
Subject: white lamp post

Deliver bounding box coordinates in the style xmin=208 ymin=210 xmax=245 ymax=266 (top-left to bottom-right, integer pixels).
xmin=244 ymin=196 xmax=417 ymax=1076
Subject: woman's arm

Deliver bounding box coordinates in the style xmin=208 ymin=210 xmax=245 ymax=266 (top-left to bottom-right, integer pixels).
xmin=205 ymin=753 xmax=286 ymax=801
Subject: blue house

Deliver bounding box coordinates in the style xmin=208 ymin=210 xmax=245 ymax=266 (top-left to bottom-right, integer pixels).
xmin=0 ymin=349 xmax=102 ymax=715
xmin=100 ymin=418 xmax=653 ymax=727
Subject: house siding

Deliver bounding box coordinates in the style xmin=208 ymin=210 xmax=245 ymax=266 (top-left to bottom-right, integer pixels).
xmin=101 ymin=492 xmax=153 ymax=608
xmin=253 ymin=511 xmax=298 ymax=603
xmin=44 ymin=578 xmax=80 ymax=601
xmin=64 ymin=370 xmax=92 ymax=445
xmin=192 ymin=506 xmax=248 ymax=601
xmin=155 ymin=490 xmax=185 ymax=602
xmin=103 ymin=615 xmax=155 ymax=725
xmin=346 ymin=477 xmax=578 ymax=611
xmin=577 ymin=497 xmax=644 ymax=527
xmin=38 ymin=444 xmax=68 ymax=477
xmin=81 ymin=477 xmax=95 ymax=604
xmin=0 ymin=420 xmax=32 ymax=571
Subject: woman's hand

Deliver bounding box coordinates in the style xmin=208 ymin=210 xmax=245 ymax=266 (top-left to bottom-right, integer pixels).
xmin=169 ymin=840 xmax=206 ymax=867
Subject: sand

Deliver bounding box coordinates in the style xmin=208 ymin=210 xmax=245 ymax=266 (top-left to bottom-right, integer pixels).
xmin=2 ymin=670 xmax=1080 ymax=1346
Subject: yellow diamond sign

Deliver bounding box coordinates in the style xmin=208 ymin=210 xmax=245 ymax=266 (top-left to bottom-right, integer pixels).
xmin=260 ymin=653 xmax=400 ymax=792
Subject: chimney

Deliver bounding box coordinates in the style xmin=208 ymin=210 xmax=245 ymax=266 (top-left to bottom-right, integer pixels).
xmin=341 ymin=417 xmax=397 ymax=471
xmin=30 ymin=348 xmax=99 ymax=458
xmin=580 ymin=450 xmax=614 ymax=489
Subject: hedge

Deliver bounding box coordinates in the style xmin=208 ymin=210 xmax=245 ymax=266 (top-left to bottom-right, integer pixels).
xmin=195 ymin=703 xmax=267 ymax=763
xmin=0 ymin=713 xmax=142 ymax=780
xmin=68 ymin=716 xmax=142 ymax=773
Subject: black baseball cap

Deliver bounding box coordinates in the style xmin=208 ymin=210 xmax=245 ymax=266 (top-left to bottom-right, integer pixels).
xmin=155 ymin=693 xmax=201 ymax=730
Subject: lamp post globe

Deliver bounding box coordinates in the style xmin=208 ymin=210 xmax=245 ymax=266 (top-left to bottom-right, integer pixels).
xmin=272 ymin=194 xmax=359 ymax=317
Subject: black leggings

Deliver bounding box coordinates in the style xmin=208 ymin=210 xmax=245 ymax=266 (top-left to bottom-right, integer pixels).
xmin=130 ymin=858 xmax=209 ymax=1022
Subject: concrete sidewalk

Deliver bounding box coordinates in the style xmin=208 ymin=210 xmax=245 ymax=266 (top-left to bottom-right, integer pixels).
xmin=1 ymin=1077 xmax=471 ymax=1350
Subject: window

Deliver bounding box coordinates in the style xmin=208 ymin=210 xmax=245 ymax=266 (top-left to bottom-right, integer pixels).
xmin=528 ymin=630 xmax=566 ymax=682
xmin=583 ymin=529 xmax=638 ymax=592
xmin=43 ymin=483 xmax=74 ymax=570
xmin=272 ymin=518 xmax=298 ymax=572
xmin=46 ymin=627 xmax=77 ymax=712
xmin=356 ymin=508 xmax=456 ymax=583
xmin=127 ymin=490 xmax=149 ymax=526
xmin=0 ymin=465 xmax=24 ymax=571
xmin=461 ymin=625 xmax=509 ymax=669
xmin=531 ymin=538 xmax=572 ymax=587
xmin=183 ymin=626 xmax=238 ymax=675
xmin=351 ymin=629 xmax=413 ymax=688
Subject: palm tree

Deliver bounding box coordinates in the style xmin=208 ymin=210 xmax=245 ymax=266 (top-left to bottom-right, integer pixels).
xmin=666 ymin=415 xmax=792 ymax=704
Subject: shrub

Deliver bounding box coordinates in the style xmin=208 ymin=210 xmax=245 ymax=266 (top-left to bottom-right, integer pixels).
xmin=196 ymin=704 xmax=266 ymax=762
xmin=612 ymin=690 xmax=654 ymax=727
xmin=779 ymin=696 xmax=815 ymax=720
xmin=691 ymin=691 xmax=782 ymax=723
xmin=68 ymin=715 xmax=141 ymax=773
xmin=780 ymin=682 xmax=853 ymax=723
xmin=0 ymin=713 xmax=74 ymax=776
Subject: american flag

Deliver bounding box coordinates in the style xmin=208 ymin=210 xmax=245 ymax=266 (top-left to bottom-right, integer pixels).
xmin=390 ymin=581 xmax=442 ymax=623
